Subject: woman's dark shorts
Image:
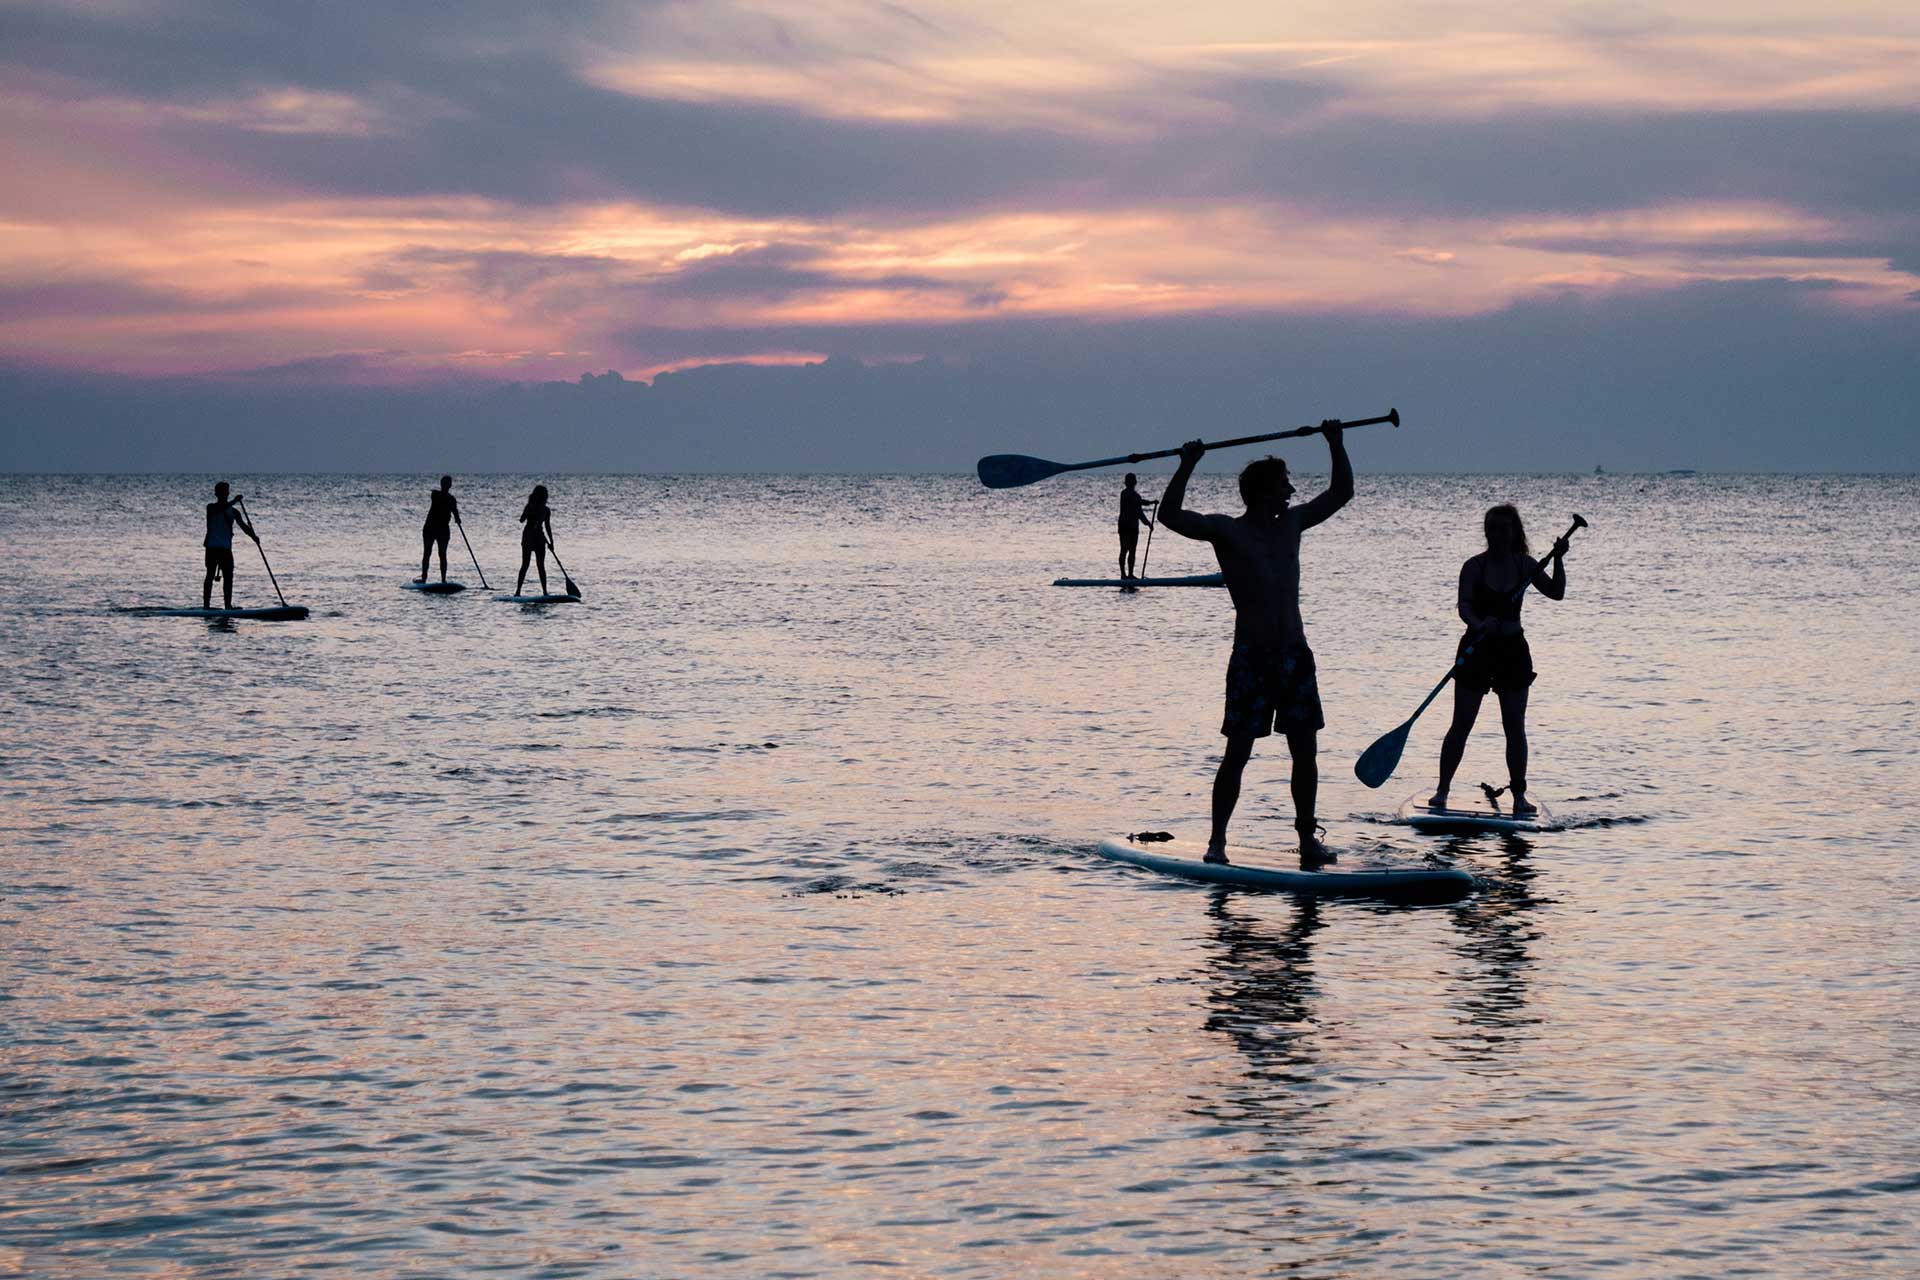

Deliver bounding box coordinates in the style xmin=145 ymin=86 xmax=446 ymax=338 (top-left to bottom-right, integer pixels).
xmin=1458 ymin=631 xmax=1536 ymax=694
xmin=1222 ymin=642 xmax=1324 ymax=739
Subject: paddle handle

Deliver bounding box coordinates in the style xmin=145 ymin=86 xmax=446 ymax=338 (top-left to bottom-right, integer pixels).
xmin=1081 ymin=409 xmax=1399 ymax=475
xmin=236 ymin=497 xmax=291 ymax=608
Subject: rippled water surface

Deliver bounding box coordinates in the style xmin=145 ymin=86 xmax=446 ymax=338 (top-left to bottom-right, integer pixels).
xmin=3 ymin=472 xmax=1917 ymax=1277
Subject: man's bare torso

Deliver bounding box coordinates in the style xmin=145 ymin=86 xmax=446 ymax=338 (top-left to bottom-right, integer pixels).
xmin=1213 ymin=510 xmax=1305 ymax=649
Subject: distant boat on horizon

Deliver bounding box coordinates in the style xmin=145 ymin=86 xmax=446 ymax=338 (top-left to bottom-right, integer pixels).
xmin=1665 ymin=468 xmax=1698 ymax=476
xmin=1595 ymin=464 xmax=1605 ymax=475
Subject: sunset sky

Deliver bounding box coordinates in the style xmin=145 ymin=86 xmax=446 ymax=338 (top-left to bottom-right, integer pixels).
xmin=2 ymin=1 xmax=1916 ymax=469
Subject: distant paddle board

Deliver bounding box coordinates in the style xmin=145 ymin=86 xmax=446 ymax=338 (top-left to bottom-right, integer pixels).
xmin=1053 ymin=574 xmax=1225 ymax=588
xmin=403 ymin=581 xmax=466 ymax=594
xmin=1395 ymin=794 xmax=1552 ymax=834
xmin=493 ymin=593 xmax=579 ymax=605
xmin=1096 ymin=834 xmax=1472 ymax=901
xmin=123 ymin=605 xmax=310 ymax=621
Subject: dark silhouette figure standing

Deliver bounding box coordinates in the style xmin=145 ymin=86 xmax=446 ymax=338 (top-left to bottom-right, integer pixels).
xmin=202 ymin=481 xmax=256 ymax=609
xmin=1117 ymin=473 xmax=1155 ymax=579
xmin=1160 ymin=424 xmax=1351 ymax=868
xmin=1429 ymin=505 xmax=1569 ymax=817
xmin=515 ymin=484 xmax=554 ymax=596
xmin=417 ymin=475 xmax=462 ymax=584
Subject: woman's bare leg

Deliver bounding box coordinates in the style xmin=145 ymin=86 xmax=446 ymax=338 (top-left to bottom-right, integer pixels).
xmin=1432 ymin=682 xmax=1486 ymax=806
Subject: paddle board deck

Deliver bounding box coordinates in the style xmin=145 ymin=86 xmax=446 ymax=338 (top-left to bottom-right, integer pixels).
xmin=493 ymin=593 xmax=579 ymax=605
xmin=1053 ymin=574 xmax=1224 ymax=588
xmin=1096 ymin=835 xmax=1473 ymax=901
xmin=403 ymin=581 xmax=467 ymax=594
xmin=123 ymin=605 xmax=310 ymax=620
xmin=1396 ymin=794 xmax=1551 ymax=833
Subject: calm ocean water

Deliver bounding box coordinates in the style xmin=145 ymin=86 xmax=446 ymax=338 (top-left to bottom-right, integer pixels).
xmin=3 ymin=471 xmax=1917 ymax=1278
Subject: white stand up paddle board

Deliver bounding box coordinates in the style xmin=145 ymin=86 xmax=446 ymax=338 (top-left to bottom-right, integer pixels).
xmin=403 ymin=581 xmax=467 ymax=594
xmin=1053 ymin=574 xmax=1224 ymax=588
xmin=1097 ymin=835 xmax=1473 ymax=901
xmin=1395 ymin=794 xmax=1551 ymax=834
xmin=124 ymin=605 xmax=310 ymax=621
xmin=493 ymin=593 xmax=579 ymax=605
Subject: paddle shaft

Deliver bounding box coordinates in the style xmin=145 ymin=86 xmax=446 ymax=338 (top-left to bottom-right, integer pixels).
xmin=978 ymin=408 xmax=1400 ymax=489
xmin=1070 ymin=411 xmax=1397 ymax=477
xmin=1137 ymin=506 xmax=1157 ymax=580
xmin=547 ymin=542 xmax=580 ymax=597
xmin=235 ymin=497 xmax=291 ymax=608
xmin=457 ymin=520 xmax=491 ymax=590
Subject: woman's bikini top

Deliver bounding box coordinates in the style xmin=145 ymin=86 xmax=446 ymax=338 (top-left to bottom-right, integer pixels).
xmin=1470 ymin=553 xmax=1528 ymax=623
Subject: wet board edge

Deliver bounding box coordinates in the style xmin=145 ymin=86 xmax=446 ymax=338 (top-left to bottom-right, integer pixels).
xmin=1053 ymin=574 xmax=1225 ymax=588
xmin=1394 ymin=794 xmax=1552 ymax=832
xmin=1096 ymin=836 xmax=1474 ymax=901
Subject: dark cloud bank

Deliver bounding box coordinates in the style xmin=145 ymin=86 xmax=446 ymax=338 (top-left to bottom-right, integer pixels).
xmin=4 ymin=280 xmax=1915 ymax=473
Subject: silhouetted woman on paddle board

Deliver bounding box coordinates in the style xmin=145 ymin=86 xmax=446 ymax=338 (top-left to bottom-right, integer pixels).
xmin=515 ymin=483 xmax=554 ymax=597
xmin=1429 ymin=504 xmax=1568 ymax=817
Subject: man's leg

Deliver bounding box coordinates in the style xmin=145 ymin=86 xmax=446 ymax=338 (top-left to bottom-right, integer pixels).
xmin=1208 ymin=733 xmax=1256 ymax=861
xmin=203 ymin=554 xmax=215 ymax=609
xmin=1285 ymin=727 xmax=1318 ymax=833
xmin=1496 ymin=687 xmax=1532 ymax=813
xmin=1285 ymin=728 xmax=1336 ymax=866
xmin=220 ymin=553 xmax=233 ymax=608
xmin=436 ymin=534 xmax=450 ymax=581
xmin=1432 ymin=682 xmax=1485 ymax=805
xmin=419 ymin=531 xmax=432 ymax=582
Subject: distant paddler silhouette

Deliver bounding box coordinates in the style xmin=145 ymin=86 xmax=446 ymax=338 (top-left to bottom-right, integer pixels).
xmin=1116 ymin=473 xmax=1156 ymax=585
xmin=414 ymin=475 xmax=465 ymax=591
xmin=202 ymin=480 xmax=255 ymax=610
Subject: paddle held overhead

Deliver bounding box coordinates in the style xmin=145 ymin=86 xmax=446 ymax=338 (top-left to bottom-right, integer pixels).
xmin=975 ymin=408 xmax=1399 ymax=490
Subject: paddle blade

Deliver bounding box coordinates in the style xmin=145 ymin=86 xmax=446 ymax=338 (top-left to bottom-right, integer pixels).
xmin=564 ymin=578 xmax=581 ymax=599
xmin=1354 ymin=721 xmax=1411 ymax=789
xmin=977 ymin=453 xmax=1068 ymax=489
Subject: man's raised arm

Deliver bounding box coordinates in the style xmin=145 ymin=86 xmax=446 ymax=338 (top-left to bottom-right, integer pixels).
xmin=1156 ymin=440 xmax=1215 ymax=541
xmin=1294 ymin=421 xmax=1352 ymax=530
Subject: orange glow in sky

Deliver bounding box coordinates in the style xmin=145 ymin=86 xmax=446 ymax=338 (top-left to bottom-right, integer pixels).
xmin=2 ymin=1 xmax=1916 ymax=383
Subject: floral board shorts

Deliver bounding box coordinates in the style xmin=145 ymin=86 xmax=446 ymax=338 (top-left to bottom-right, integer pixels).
xmin=1222 ymin=641 xmax=1324 ymax=739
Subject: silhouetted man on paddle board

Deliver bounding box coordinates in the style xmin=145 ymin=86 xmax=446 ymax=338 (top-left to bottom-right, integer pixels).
xmin=418 ymin=475 xmax=462 ymax=585
xmin=202 ymin=481 xmax=256 ymax=609
xmin=1159 ymin=423 xmax=1351 ymax=868
xmin=1118 ymin=473 xmax=1155 ymax=580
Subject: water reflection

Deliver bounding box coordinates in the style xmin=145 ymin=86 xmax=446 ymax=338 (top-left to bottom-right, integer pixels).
xmin=1442 ymin=834 xmax=1547 ymax=1059
xmin=1193 ymin=834 xmax=1549 ymax=1090
xmin=1198 ymin=889 xmax=1327 ymax=1099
